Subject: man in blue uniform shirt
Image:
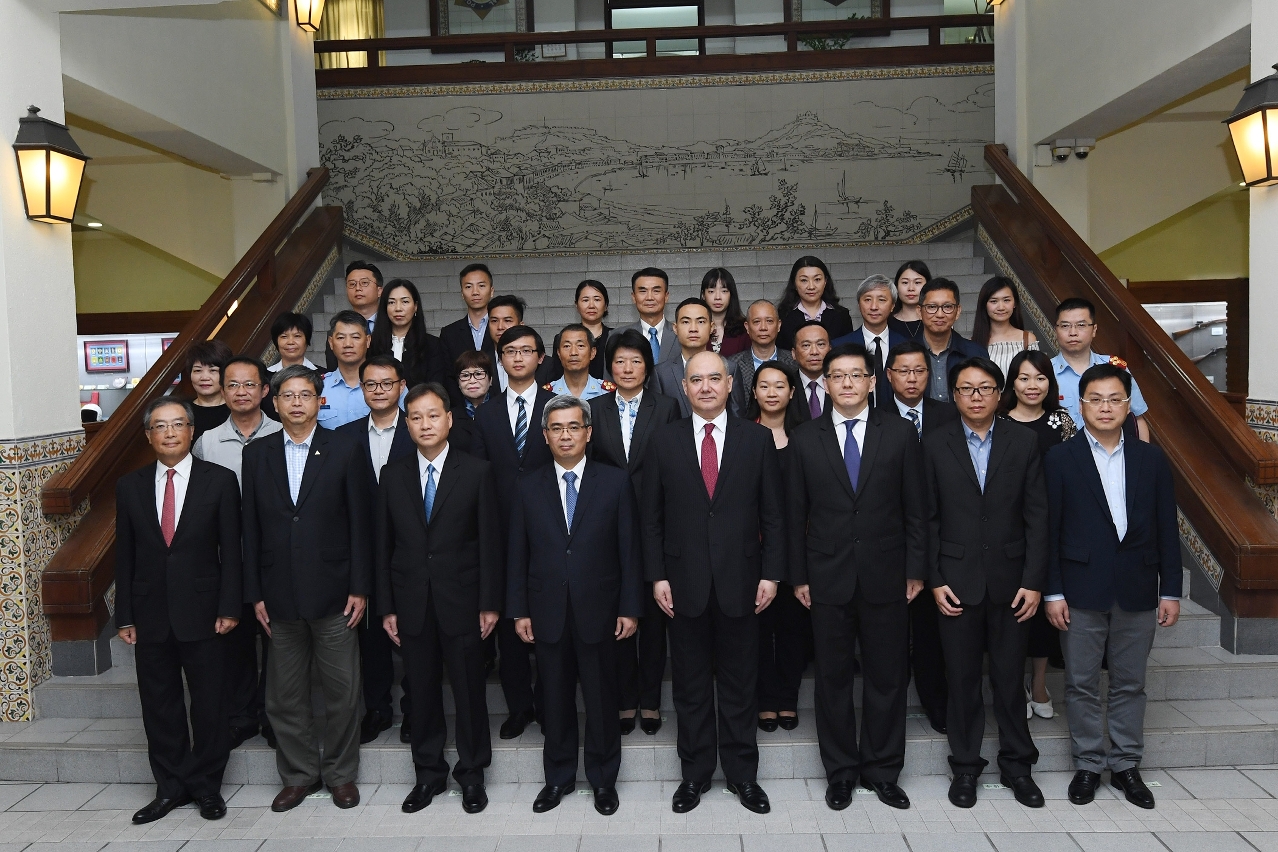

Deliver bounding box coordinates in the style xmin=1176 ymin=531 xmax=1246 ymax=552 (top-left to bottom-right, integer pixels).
xmin=546 ymin=325 xmax=616 ymax=401
xmin=319 ymin=310 xmax=373 ymax=430
xmin=1050 ymin=297 xmax=1148 ymax=440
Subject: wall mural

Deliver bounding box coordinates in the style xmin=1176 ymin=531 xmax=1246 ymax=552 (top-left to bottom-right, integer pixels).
xmin=318 ymin=68 xmax=994 ymax=258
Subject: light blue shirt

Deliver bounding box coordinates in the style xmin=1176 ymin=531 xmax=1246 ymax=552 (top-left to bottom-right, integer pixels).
xmin=548 ymin=375 xmax=613 ymax=401
xmin=962 ymin=419 xmax=994 ymax=492
xmin=1052 ymin=351 xmax=1148 ymax=429
xmin=284 ymin=426 xmax=316 ymax=505
xmin=317 ymin=370 xmax=371 ymax=430
xmin=751 ymin=347 xmax=779 ymax=372
xmin=470 ymin=315 xmax=489 ymax=350
xmin=1086 ymin=428 xmax=1127 ymax=540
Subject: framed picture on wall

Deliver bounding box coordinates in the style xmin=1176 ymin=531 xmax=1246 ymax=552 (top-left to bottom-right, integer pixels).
xmin=84 ymin=340 xmax=130 ymax=374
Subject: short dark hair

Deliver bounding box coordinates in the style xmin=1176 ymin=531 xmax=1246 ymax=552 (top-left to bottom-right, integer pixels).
xmin=947 ymin=356 xmax=1004 ymax=393
xmin=557 ymin=323 xmax=596 ymax=348
xmin=272 ymin=363 xmax=324 ymax=396
xmin=404 ymin=381 xmax=452 ymax=412
xmin=1056 ymin=296 xmax=1096 ymax=321
xmin=792 ymin=320 xmax=830 ymax=344
xmin=920 ymin=277 xmax=961 ymax=305
xmin=345 ymin=260 xmax=383 ymax=287
xmin=631 ymin=267 xmax=669 ymax=289
xmin=221 ymin=356 xmax=268 ymax=386
xmin=186 ymin=339 xmax=233 ymax=376
xmin=455 ymin=349 xmax=496 ymax=382
xmin=885 ymin=340 xmax=929 ymax=372
xmin=270 ymin=311 xmax=312 ymax=345
xmin=1078 ymin=362 xmax=1132 ymax=398
xmin=823 ymin=342 xmax=871 ymax=375
xmin=329 ymin=310 xmax=369 ymax=334
xmin=488 ymin=294 xmax=526 ymax=321
xmin=605 ymin=328 xmax=654 ymax=381
xmin=459 ymin=262 xmax=492 ymax=285
xmin=575 ymin=279 xmax=609 ymax=315
xmin=997 ymin=350 xmax=1065 ymax=416
xmin=498 ymin=325 xmax=544 ymax=355
xmin=359 ymin=354 xmax=404 ymax=382
xmin=143 ymin=396 xmax=195 ymax=430
xmin=675 ymin=297 xmax=711 ymax=320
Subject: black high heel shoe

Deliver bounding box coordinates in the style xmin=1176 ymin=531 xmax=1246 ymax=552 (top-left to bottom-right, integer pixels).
xmin=757 ymin=715 xmax=779 ymax=732
xmin=639 ymin=714 xmax=662 ymax=735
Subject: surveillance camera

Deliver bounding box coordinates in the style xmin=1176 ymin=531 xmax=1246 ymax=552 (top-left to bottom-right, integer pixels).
xmin=1052 ymin=145 xmax=1073 ymax=162
xmin=1074 ymin=138 xmax=1095 ymax=160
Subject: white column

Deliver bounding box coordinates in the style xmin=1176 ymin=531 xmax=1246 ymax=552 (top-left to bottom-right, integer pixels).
xmin=1249 ymin=5 xmax=1278 ymax=401
xmin=993 ymin=0 xmax=1029 ymax=174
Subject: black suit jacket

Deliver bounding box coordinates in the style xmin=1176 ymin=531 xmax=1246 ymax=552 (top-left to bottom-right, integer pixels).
xmin=473 ymin=387 xmax=555 ymax=531
xmin=507 ymin=461 xmax=644 ymax=644
xmin=375 ymin=449 xmax=504 ymax=637
xmin=242 ymin=426 xmax=373 ymax=621
xmin=893 ymin=397 xmax=960 ymax=439
xmin=335 ymin=412 xmax=415 ymax=497
xmin=923 ymin=418 xmax=1048 ymax=605
xmin=371 ymin=333 xmax=450 ymax=389
xmin=1045 ymin=433 xmax=1181 ymax=612
xmin=787 ymin=409 xmax=926 ymax=605
xmin=439 ymin=315 xmax=496 ymax=363
xmin=589 ymin=390 xmax=680 ymax=502
xmin=115 ymin=458 xmax=243 ymax=643
xmin=641 ymin=415 xmax=786 ymax=618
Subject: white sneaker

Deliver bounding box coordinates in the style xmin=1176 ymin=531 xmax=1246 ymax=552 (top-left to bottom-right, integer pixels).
xmin=1024 ymin=675 xmax=1054 ymax=719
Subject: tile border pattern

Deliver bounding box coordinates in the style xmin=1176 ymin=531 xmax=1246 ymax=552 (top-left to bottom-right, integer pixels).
xmin=1178 ymin=510 xmax=1224 ymax=591
xmin=0 ymin=430 xmax=87 ymax=722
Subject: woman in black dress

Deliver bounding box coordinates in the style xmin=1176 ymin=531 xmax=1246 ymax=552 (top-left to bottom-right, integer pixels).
xmin=776 ymin=256 xmax=855 ymax=350
xmin=886 ymin=260 xmax=931 ymax=341
xmin=998 ymin=349 xmax=1076 ymax=720
xmin=369 ymin=279 xmax=449 ymax=388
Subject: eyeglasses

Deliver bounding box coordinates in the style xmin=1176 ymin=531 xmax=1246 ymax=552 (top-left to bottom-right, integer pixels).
xmin=146 ymin=420 xmax=190 ymax=434
xmin=362 ymin=380 xmax=401 ymax=392
xmin=546 ymin=423 xmax=585 ymax=436
xmin=954 ymin=385 xmax=998 ymax=398
xmin=888 ymin=367 xmax=927 ymax=378
xmin=277 ymin=391 xmax=318 ymax=402
xmin=1055 ymin=321 xmax=1095 ymax=332
xmin=1081 ymin=396 xmax=1130 ymax=408
xmin=503 ymin=347 xmax=538 ymax=358
xmin=226 ymin=381 xmax=260 ymax=391
xmin=922 ymin=303 xmax=958 ymax=315
xmin=458 ymin=370 xmax=489 ymax=382
xmin=827 ymin=371 xmax=872 ymax=384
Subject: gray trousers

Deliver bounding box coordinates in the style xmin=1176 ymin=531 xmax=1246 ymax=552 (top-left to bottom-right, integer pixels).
xmin=1060 ymin=603 xmax=1157 ymax=773
xmin=266 ymin=613 xmax=362 ymax=787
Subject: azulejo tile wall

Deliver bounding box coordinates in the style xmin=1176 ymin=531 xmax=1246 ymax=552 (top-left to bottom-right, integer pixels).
xmin=0 ymin=431 xmax=86 ymax=721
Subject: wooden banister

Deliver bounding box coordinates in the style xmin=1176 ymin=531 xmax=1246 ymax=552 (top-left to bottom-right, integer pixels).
xmin=40 ymin=167 xmax=343 ymax=641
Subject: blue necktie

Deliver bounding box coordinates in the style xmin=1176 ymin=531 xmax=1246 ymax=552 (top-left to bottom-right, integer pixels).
xmin=563 ymin=471 xmax=578 ymax=530
xmin=649 ymin=327 xmax=660 ymax=361
xmin=844 ymin=420 xmax=861 ymax=492
xmin=514 ymin=396 xmax=528 ymax=458
xmin=907 ymin=408 xmax=921 ymax=439
xmin=423 ymin=463 xmax=437 ymax=522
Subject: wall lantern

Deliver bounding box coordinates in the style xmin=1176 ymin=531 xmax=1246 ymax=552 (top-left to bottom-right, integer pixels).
xmin=1226 ymin=64 xmax=1278 ymax=187
xmin=295 ymin=0 xmax=326 ymax=31
xmin=12 ymin=106 xmax=89 ymax=224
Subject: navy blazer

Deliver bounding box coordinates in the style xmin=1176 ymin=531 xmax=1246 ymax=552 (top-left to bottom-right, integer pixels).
xmin=472 ymin=387 xmax=556 ymax=531
xmin=1045 ymin=433 xmax=1181 ymax=611
xmin=506 ymin=461 xmax=644 ymax=645
xmin=335 ymin=412 xmax=415 ymax=496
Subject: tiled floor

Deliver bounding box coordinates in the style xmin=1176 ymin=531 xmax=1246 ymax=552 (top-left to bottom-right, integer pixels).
xmin=0 ymin=769 xmax=1273 ymax=851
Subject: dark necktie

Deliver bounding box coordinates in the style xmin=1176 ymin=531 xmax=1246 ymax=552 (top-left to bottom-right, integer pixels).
xmin=701 ymin=423 xmax=718 ymax=498
xmin=563 ymin=471 xmax=578 ymax=529
xmin=808 ymin=381 xmax=821 ymax=419
xmin=160 ymin=469 xmax=176 ymax=547
xmin=423 ymin=463 xmax=437 ymax=521
xmin=844 ymin=419 xmax=861 ymax=492
xmin=908 ymin=408 xmax=922 ymax=439
xmin=873 ymin=337 xmax=884 ymax=406
xmin=514 ymin=396 xmax=528 ymax=457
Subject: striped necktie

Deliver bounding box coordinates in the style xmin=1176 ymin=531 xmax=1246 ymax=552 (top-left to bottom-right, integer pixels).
xmin=514 ymin=396 xmax=528 ymax=457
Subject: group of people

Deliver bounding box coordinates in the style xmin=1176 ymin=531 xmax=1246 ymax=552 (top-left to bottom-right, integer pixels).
xmin=113 ymin=255 xmax=1181 ymax=828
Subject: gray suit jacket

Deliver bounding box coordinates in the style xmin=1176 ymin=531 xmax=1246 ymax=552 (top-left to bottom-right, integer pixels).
xmin=619 ymin=319 xmax=678 ymax=364
xmin=652 ymin=356 xmax=691 ymax=417
xmin=728 ymin=348 xmax=797 ymax=416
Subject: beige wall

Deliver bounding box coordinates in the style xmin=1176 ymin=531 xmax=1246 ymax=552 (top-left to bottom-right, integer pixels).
xmin=1100 ymin=192 xmax=1248 ymax=283
xmin=73 ymin=228 xmax=221 ymax=313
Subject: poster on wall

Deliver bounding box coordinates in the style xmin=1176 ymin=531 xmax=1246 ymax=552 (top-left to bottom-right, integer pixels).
xmin=84 ymin=340 xmax=130 ymax=374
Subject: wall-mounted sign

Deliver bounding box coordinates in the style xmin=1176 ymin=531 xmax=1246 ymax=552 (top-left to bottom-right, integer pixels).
xmin=84 ymin=340 xmax=129 ymax=374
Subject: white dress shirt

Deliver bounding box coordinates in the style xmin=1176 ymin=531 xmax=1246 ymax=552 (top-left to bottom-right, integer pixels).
xmin=506 ymin=384 xmax=538 ymax=433
xmin=155 ymin=453 xmax=193 ymax=526
xmin=495 ymin=359 xmax=510 ymax=392
xmin=368 ymin=411 xmax=400 ymax=482
xmin=895 ymin=397 xmax=923 ymax=429
xmin=639 ymin=319 xmax=665 ymax=349
xmin=691 ymin=409 xmax=728 ymax=469
xmin=553 ymin=457 xmax=588 ymax=527
xmin=831 ymin=406 xmax=868 ymax=459
xmin=617 ymin=391 xmax=643 ymax=459
xmin=418 ymin=443 xmax=450 ymax=495
xmin=800 ymin=373 xmax=827 ymax=411
xmin=391 ymin=335 xmax=405 ymax=361
xmin=862 ymin=326 xmax=890 ymax=360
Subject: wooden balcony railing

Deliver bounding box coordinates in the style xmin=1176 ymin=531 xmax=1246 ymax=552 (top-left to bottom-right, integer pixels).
xmin=314 ymin=13 xmax=993 ymax=87
xmin=974 ymin=144 xmax=1278 ymax=618
xmin=40 ymin=167 xmax=343 ymax=641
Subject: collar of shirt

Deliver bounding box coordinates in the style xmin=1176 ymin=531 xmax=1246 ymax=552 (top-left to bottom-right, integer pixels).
xmin=469 ymin=315 xmax=488 ymax=333
xmin=508 ymin=385 xmax=536 ymax=408
xmin=326 ymin=370 xmax=360 ymax=391
xmin=801 ymin=373 xmax=825 ymax=392
xmin=962 ymin=418 xmax=994 ymax=446
xmin=618 ymin=390 xmax=642 ymax=410
xmin=895 ymin=397 xmax=922 ymax=419
xmin=639 ymin=319 xmax=664 ymax=341
xmin=553 ymin=457 xmax=587 ymax=484
xmin=1084 ymin=427 xmax=1124 ymax=459
xmin=285 ymin=426 xmax=317 ymax=449
xmin=221 ymin=414 xmax=271 ymax=444
xmin=800 ymin=302 xmax=828 ymax=321
xmin=418 ymin=444 xmax=449 ymax=482
xmin=929 ymin=334 xmax=955 ymax=357
xmin=1053 ymin=351 xmax=1108 ymax=377
xmin=268 ymin=357 xmax=318 ymax=372
xmin=751 ymin=347 xmax=777 ymax=368
xmin=692 ymin=409 xmax=728 ymax=437
xmin=369 ymin=410 xmax=399 ymax=436
xmin=157 ymin=453 xmax=194 ymax=484
xmin=832 ymin=405 xmax=868 ymax=433
xmin=862 ymin=327 xmax=889 ymax=348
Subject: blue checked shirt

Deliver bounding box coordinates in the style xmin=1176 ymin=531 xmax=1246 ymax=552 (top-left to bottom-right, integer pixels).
xmin=284 ymin=427 xmax=316 ymax=504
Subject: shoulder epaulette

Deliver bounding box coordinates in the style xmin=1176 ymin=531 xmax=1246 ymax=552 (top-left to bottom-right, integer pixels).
xmin=542 ymin=382 xmax=554 ymax=391
xmin=601 ymin=380 xmax=617 ymax=391
xmin=1108 ymin=356 xmax=1129 ymax=370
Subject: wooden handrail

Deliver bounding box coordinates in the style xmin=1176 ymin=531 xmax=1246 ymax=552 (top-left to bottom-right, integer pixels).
xmin=982 ymin=144 xmax=1278 ymax=486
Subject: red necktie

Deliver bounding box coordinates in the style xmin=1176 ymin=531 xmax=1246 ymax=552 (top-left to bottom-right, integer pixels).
xmin=161 ymin=468 xmax=176 ymax=547
xmin=701 ymin=423 xmax=718 ymax=499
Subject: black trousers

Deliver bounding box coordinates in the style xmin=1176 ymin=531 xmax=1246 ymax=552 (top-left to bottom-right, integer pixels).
xmin=938 ymin=596 xmax=1039 ymax=777
xmin=136 ymin=632 xmax=230 ymax=799
xmin=537 ymin=600 xmax=622 ymax=788
xmin=757 ymin=584 xmax=808 ymax=713
xmin=497 ymin=617 xmax=542 ymax=718
xmin=618 ymin=592 xmax=666 ymax=712
xmin=400 ymin=603 xmax=492 ymax=787
xmin=810 ymin=592 xmax=908 ymax=783
xmin=668 ymin=587 xmax=759 ymax=785
xmin=909 ymin=592 xmax=948 ymax=725
xmin=225 ymin=603 xmax=264 ymax=729
xmin=360 ymin=618 xmax=411 ymax=718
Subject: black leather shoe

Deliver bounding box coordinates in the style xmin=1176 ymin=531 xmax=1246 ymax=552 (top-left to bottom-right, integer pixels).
xmin=132 ymin=794 xmax=192 ymax=824
xmin=639 ymin=715 xmax=662 ymax=735
xmin=1068 ymin=770 xmax=1101 ymax=805
xmin=757 ymin=715 xmax=779 ymax=733
xmin=726 ymin=780 xmax=770 ymax=814
xmin=825 ymin=780 xmax=854 ymax=811
xmin=862 ymin=780 xmax=910 ymax=810
xmin=229 ymin=724 xmax=258 ymax=750
xmin=948 ymin=774 xmax=979 ymax=808
xmin=500 ymin=709 xmax=537 ymax=740
xmin=402 ymin=780 xmax=447 ymax=813
xmin=462 ymin=784 xmax=488 ymax=814
xmin=926 ymin=712 xmax=947 ymax=735
xmin=533 ymin=783 xmax=575 ymax=813
xmin=261 ymin=723 xmax=278 ymax=750
xmin=619 ymin=715 xmax=636 ymax=735
xmin=360 ymin=710 xmax=392 ymax=744
xmin=399 ymin=715 xmax=412 ymax=743
xmin=671 ymin=780 xmax=711 ymax=813
xmin=593 ymin=786 xmax=619 ymax=815
xmin=1001 ymin=774 xmax=1045 ymax=808
xmin=196 ymin=794 xmax=226 ymax=820
xmin=1112 ymin=768 xmax=1155 ymax=809
xmin=777 ymin=713 xmax=798 ymax=731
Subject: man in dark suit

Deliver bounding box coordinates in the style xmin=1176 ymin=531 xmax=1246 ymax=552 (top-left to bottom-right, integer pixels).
xmin=1044 ymin=363 xmax=1181 ymax=810
xmin=728 ymin=300 xmax=795 ymax=416
xmin=787 ymin=343 xmax=926 ymax=812
xmin=652 ymin=298 xmax=712 ymax=417
xmin=473 ymin=325 xmax=553 ymax=738
xmin=439 ymin=262 xmax=497 ymax=366
xmin=508 ymin=395 xmax=644 ymax=815
xmin=116 ymin=397 xmax=242 ymax=825
xmin=924 ymin=356 xmax=1047 ymax=810
xmin=325 ymin=261 xmax=382 ymax=373
xmin=335 ymin=355 xmax=414 ymax=745
xmin=919 ymin=279 xmax=989 ymax=403
xmin=832 ymin=275 xmax=910 ymax=409
xmin=242 ymin=365 xmax=372 ymax=812
xmin=590 ymin=329 xmax=680 ymax=735
xmin=377 ymin=382 xmax=502 ymax=815
xmin=618 ymin=267 xmax=678 ymax=365
xmin=793 ymin=322 xmax=833 ymax=420
xmin=885 ymin=340 xmax=959 ymax=734
xmin=642 ymin=351 xmax=786 ymax=815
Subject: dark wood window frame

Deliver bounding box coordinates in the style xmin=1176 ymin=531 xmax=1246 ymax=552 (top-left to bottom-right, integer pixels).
xmin=605 ymin=0 xmax=705 ymax=58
